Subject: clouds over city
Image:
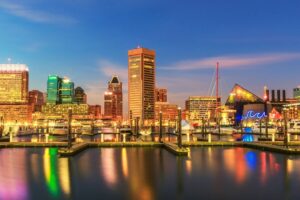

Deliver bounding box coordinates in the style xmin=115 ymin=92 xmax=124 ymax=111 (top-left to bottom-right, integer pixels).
xmin=98 ymin=59 xmax=127 ymax=83
xmin=0 ymin=0 xmax=77 ymax=24
xmin=162 ymin=52 xmax=300 ymax=71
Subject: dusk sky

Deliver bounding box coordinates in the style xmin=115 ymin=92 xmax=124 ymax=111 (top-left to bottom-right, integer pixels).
xmin=1 ymin=0 xmax=300 ymax=113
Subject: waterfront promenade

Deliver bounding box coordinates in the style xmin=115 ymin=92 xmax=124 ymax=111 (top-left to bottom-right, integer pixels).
xmin=2 ymin=133 xmax=300 ymax=156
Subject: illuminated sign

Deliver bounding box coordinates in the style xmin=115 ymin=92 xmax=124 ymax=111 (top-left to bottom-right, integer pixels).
xmin=242 ymin=110 xmax=266 ymax=120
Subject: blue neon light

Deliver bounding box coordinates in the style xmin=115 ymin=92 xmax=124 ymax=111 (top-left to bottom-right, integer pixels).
xmin=242 ymin=134 xmax=254 ymax=142
xmin=242 ymin=110 xmax=266 ymax=120
xmin=243 ymin=127 xmax=252 ymax=134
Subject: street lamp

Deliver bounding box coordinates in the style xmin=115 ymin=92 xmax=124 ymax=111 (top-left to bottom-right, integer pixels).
xmin=178 ymin=107 xmax=182 ymax=148
xmin=136 ymin=117 xmax=140 ymax=135
xmin=159 ymin=111 xmax=163 ymax=143
xmin=0 ymin=116 xmax=3 ymax=137
xmin=283 ymin=108 xmax=288 ymax=148
xmin=68 ymin=108 xmax=73 ymax=149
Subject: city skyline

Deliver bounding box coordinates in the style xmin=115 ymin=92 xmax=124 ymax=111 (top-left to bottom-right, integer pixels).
xmin=1 ymin=0 xmax=300 ymax=112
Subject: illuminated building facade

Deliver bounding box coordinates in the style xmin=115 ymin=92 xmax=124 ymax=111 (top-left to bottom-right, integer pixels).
xmin=104 ymin=91 xmax=113 ymax=118
xmin=106 ymin=76 xmax=123 ymax=120
xmin=219 ymin=106 xmax=236 ymax=125
xmin=0 ymin=64 xmax=31 ymax=124
xmin=89 ymin=105 xmax=101 ymax=119
xmin=155 ymin=88 xmax=167 ymax=102
xmin=0 ymin=64 xmax=29 ymax=104
xmin=128 ymin=47 xmax=155 ymax=125
xmin=60 ymin=78 xmax=74 ymax=104
xmin=283 ymin=103 xmax=300 ymax=119
xmin=29 ymin=90 xmax=45 ymax=112
xmin=0 ymin=105 xmax=32 ymax=123
xmin=155 ymin=102 xmax=178 ymax=121
xmin=42 ymin=104 xmax=89 ymax=117
xmin=293 ymin=87 xmax=300 ymax=100
xmin=185 ymin=96 xmax=221 ymax=122
xmin=226 ymin=84 xmax=264 ymax=124
xmin=47 ymin=75 xmax=62 ymax=104
xmin=47 ymin=75 xmax=75 ymax=104
xmin=74 ymin=87 xmax=87 ymax=104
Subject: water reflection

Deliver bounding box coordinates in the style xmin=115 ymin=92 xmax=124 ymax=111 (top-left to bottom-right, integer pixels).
xmin=0 ymin=147 xmax=300 ymax=199
xmin=0 ymin=149 xmax=28 ymax=200
xmin=43 ymin=149 xmax=60 ymax=197
xmin=58 ymin=158 xmax=71 ymax=197
xmin=100 ymin=148 xmax=118 ymax=187
xmin=121 ymin=148 xmax=128 ymax=178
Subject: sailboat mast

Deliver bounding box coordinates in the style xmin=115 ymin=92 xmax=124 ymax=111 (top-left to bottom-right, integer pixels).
xmin=216 ymin=62 xmax=219 ymax=100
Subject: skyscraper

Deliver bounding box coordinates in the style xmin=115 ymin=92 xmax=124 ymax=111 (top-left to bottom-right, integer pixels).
xmin=60 ymin=78 xmax=74 ymax=104
xmin=108 ymin=76 xmax=123 ymax=120
xmin=46 ymin=75 xmax=75 ymax=104
xmin=47 ymin=75 xmax=62 ymax=104
xmin=128 ymin=47 xmax=155 ymax=125
xmin=104 ymin=91 xmax=113 ymax=118
xmin=293 ymin=86 xmax=300 ymax=100
xmin=0 ymin=64 xmax=31 ymax=124
xmin=74 ymin=87 xmax=87 ymax=104
xmin=0 ymin=64 xmax=29 ymax=104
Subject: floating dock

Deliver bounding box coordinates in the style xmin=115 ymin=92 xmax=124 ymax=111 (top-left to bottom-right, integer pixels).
xmin=164 ymin=142 xmax=190 ymax=156
xmin=244 ymin=142 xmax=300 ymax=154
xmin=1 ymin=140 xmax=300 ymax=156
xmin=0 ymin=142 xmax=67 ymax=148
xmin=184 ymin=141 xmax=238 ymax=147
xmin=58 ymin=143 xmax=89 ymax=157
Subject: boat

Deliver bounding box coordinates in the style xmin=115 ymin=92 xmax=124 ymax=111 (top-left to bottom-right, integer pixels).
xmin=251 ymin=122 xmax=277 ymax=134
xmin=51 ymin=122 xmax=68 ymax=135
xmin=211 ymin=126 xmax=238 ymax=134
xmin=15 ymin=127 xmax=34 ymax=136
xmin=288 ymin=120 xmax=300 ymax=133
xmin=139 ymin=128 xmax=152 ymax=136
xmin=81 ymin=124 xmax=92 ymax=135
xmin=101 ymin=127 xmax=114 ymax=134
xmin=120 ymin=126 xmax=132 ymax=135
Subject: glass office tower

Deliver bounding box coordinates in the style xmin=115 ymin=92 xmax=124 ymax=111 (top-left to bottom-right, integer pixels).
xmin=47 ymin=75 xmax=61 ymax=104
xmin=60 ymin=78 xmax=74 ymax=104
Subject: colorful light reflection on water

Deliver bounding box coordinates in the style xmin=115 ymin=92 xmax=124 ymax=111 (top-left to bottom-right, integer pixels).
xmin=0 ymin=147 xmax=300 ymax=199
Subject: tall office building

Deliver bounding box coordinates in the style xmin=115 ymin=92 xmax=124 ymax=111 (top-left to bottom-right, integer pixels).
xmin=0 ymin=64 xmax=31 ymax=123
xmin=29 ymin=90 xmax=45 ymax=112
xmin=155 ymin=88 xmax=167 ymax=102
xmin=293 ymin=86 xmax=300 ymax=100
xmin=128 ymin=47 xmax=156 ymax=125
xmin=47 ymin=75 xmax=62 ymax=104
xmin=46 ymin=75 xmax=75 ymax=104
xmin=0 ymin=64 xmax=29 ymax=104
xmin=74 ymin=87 xmax=87 ymax=104
xmin=104 ymin=91 xmax=113 ymax=118
xmin=107 ymin=76 xmax=123 ymax=120
xmin=60 ymin=78 xmax=74 ymax=104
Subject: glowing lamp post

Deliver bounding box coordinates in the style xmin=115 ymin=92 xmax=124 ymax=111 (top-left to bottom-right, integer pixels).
xmin=159 ymin=111 xmax=163 ymax=143
xmin=177 ymin=107 xmax=182 ymax=148
xmin=68 ymin=108 xmax=72 ymax=149
xmin=0 ymin=116 xmax=3 ymax=137
xmin=136 ymin=117 xmax=140 ymax=135
xmin=283 ymin=108 xmax=288 ymax=148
